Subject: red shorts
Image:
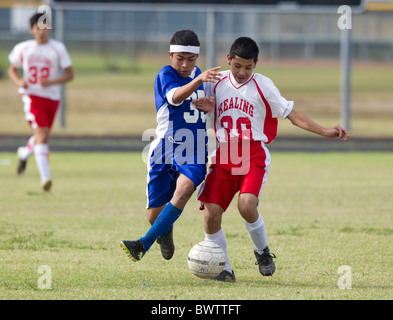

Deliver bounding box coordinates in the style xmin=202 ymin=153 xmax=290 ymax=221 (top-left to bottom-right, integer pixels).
xmin=198 ymin=141 xmax=271 ymax=212
xmin=23 ymin=95 xmax=59 ymax=129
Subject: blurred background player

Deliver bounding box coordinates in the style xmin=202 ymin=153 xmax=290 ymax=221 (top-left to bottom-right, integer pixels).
xmin=8 ymin=12 xmax=73 ymax=191
xmin=121 ymin=30 xmax=220 ymax=262
xmin=195 ymin=37 xmax=349 ymax=282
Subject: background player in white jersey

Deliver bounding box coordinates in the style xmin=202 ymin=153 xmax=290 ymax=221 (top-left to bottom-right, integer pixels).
xmin=121 ymin=30 xmax=220 ymax=262
xmin=195 ymin=37 xmax=349 ymax=282
xmin=8 ymin=12 xmax=73 ymax=191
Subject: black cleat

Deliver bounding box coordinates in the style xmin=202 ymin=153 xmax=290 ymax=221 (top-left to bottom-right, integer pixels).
xmin=120 ymin=240 xmax=145 ymax=262
xmin=17 ymin=159 xmax=27 ymax=175
xmin=41 ymin=179 xmax=52 ymax=192
xmin=213 ymin=270 xmax=236 ymax=283
xmin=156 ymin=226 xmax=175 ymax=260
xmin=254 ymin=246 xmax=276 ymax=276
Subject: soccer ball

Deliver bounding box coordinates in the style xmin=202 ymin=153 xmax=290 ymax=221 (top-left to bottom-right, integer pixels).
xmin=187 ymin=241 xmax=226 ymax=279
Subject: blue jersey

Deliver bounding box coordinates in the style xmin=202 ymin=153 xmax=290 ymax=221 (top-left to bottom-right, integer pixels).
xmin=146 ymin=65 xmax=208 ymax=208
xmin=151 ymin=65 xmax=207 ymax=166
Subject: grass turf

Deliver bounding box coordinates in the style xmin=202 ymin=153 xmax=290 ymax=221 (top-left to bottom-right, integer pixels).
xmin=0 ymin=151 xmax=392 ymax=300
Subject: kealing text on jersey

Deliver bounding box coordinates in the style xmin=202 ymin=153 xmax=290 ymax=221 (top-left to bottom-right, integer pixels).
xmin=218 ymin=97 xmax=254 ymax=117
xmin=151 ymin=303 xmax=241 ymax=317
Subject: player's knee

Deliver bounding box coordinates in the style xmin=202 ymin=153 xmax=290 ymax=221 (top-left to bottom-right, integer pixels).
xmin=237 ymin=197 xmax=258 ymax=220
xmin=34 ymin=127 xmax=50 ymax=144
xmin=174 ymin=183 xmax=194 ymax=203
xmin=181 ymin=185 xmax=194 ymax=200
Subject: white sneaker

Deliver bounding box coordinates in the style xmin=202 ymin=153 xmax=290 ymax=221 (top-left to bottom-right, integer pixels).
xmin=17 ymin=146 xmax=26 ymax=158
xmin=17 ymin=147 xmax=27 ymax=175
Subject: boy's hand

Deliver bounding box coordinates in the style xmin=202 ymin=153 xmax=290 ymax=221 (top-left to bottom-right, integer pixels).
xmin=17 ymin=79 xmax=28 ymax=89
xmin=193 ymin=97 xmax=215 ymax=113
xmin=39 ymin=78 xmax=51 ymax=87
xmin=199 ymin=66 xmax=222 ymax=83
xmin=325 ymin=125 xmax=350 ymax=141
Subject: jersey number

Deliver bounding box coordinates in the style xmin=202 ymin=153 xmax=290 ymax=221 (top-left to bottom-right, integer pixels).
xmin=28 ymin=66 xmax=50 ymax=84
xmin=220 ymin=116 xmax=253 ymax=140
xmin=184 ymin=90 xmax=206 ymax=124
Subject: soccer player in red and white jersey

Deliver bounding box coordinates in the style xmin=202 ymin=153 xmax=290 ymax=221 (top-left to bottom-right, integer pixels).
xmin=194 ymin=37 xmax=349 ymax=282
xmin=8 ymin=12 xmax=73 ymax=191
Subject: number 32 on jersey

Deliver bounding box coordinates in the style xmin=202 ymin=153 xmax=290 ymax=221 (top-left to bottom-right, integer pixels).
xmin=28 ymin=66 xmax=50 ymax=84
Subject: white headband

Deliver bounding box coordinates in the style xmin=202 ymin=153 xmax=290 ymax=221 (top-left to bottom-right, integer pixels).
xmin=169 ymin=45 xmax=200 ymax=54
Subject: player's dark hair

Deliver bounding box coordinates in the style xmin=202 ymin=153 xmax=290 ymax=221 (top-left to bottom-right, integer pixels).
xmin=170 ymin=30 xmax=200 ymax=47
xmin=29 ymin=12 xmax=45 ymax=29
xmin=229 ymin=37 xmax=259 ymax=62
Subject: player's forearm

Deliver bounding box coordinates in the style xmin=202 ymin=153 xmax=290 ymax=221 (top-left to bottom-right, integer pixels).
xmin=53 ymin=67 xmax=74 ymax=84
xmin=172 ymin=67 xmax=221 ymax=104
xmin=48 ymin=73 xmax=73 ymax=85
xmin=41 ymin=67 xmax=74 ymax=87
xmin=8 ymin=65 xmax=25 ymax=88
xmin=172 ymin=78 xmax=202 ymax=104
xmin=287 ymin=110 xmax=328 ymax=137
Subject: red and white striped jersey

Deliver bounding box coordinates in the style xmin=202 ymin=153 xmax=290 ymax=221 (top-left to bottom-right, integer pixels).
xmin=205 ymin=70 xmax=293 ymax=144
xmin=8 ymin=39 xmax=72 ymax=101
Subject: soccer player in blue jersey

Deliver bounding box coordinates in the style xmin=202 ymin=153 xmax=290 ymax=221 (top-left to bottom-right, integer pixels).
xmin=121 ymin=30 xmax=220 ymax=262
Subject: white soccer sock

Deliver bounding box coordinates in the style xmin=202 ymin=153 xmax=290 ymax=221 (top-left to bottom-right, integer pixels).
xmin=204 ymin=228 xmax=232 ymax=273
xmin=245 ymin=214 xmax=268 ymax=255
xmin=18 ymin=135 xmax=35 ymax=160
xmin=34 ymin=144 xmax=51 ymax=183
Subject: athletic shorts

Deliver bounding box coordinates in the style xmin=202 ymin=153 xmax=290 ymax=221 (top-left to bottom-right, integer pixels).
xmin=197 ymin=141 xmax=271 ymax=212
xmin=23 ymin=95 xmax=59 ymax=129
xmin=146 ymin=162 xmax=206 ymax=209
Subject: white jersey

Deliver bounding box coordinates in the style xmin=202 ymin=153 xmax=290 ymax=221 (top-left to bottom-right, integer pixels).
xmin=8 ymin=39 xmax=72 ymax=101
xmin=205 ymin=70 xmax=293 ymax=144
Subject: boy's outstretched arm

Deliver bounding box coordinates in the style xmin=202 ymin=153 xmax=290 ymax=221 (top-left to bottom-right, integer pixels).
xmin=171 ymin=66 xmax=221 ymax=105
xmin=287 ymin=109 xmax=350 ymax=141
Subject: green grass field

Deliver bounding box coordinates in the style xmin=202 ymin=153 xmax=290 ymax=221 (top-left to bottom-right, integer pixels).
xmin=1 ymin=151 xmax=392 ymax=300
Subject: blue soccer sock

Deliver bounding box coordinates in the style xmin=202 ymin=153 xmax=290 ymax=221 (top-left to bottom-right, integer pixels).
xmin=140 ymin=202 xmax=182 ymax=252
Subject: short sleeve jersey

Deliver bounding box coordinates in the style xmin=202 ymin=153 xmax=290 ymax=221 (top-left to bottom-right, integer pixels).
xmin=152 ymin=65 xmax=207 ymax=165
xmin=8 ymin=39 xmax=72 ymax=101
xmin=206 ymin=70 xmax=293 ymax=144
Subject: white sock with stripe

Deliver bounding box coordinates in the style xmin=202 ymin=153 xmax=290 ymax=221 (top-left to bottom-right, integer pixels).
xmin=18 ymin=135 xmax=35 ymax=160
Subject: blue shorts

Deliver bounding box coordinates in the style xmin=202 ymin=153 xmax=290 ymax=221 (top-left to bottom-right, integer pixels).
xmin=146 ymin=162 xmax=206 ymax=208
